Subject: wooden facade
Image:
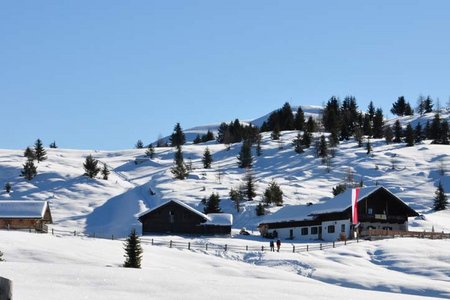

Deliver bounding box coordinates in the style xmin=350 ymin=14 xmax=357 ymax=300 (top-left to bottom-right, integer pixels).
xmin=0 ymin=201 xmax=53 ymax=232
xmin=138 ymin=200 xmax=232 ymax=235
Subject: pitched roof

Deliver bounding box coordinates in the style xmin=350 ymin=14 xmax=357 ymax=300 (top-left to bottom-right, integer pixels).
xmin=137 ymin=199 xmax=209 ymax=221
xmin=259 ymin=186 xmax=416 ymax=225
xmin=0 ymin=200 xmax=49 ymax=219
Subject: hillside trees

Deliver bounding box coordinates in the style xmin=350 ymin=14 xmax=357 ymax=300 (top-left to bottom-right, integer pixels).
xmin=229 ymin=187 xmax=244 ymax=212
xmin=318 ymin=135 xmax=328 ymax=158
xmin=21 ymin=160 xmax=37 ymax=180
xmin=123 ymin=229 xmax=143 ymax=269
xmin=145 ymin=144 xmax=155 ymax=158
xmin=404 ymin=124 xmax=415 ymax=147
xmin=372 ymin=108 xmax=384 ymax=138
xmin=135 ymin=140 xmax=144 ymax=149
xmin=203 ymin=193 xmax=222 ymax=214
xmin=433 ymin=182 xmax=448 ymax=211
xmin=393 ymin=120 xmax=403 ymax=143
xmin=263 ymin=180 xmax=283 ymax=206
xmin=101 ymin=163 xmax=110 ymax=180
xmin=244 ymin=171 xmax=256 ymax=201
xmin=237 ymin=140 xmax=253 ymax=168
xmin=202 ymin=147 xmax=213 ymax=169
xmin=294 ymin=106 xmax=305 ymax=131
xmin=83 ymin=155 xmax=101 ymax=178
xmin=171 ymin=146 xmax=188 ymax=180
xmin=216 ymin=120 xmax=258 ymax=144
xmin=391 ymin=96 xmax=413 ymax=116
xmin=292 ymin=132 xmax=304 ymax=154
xmin=49 ymin=141 xmax=57 ymax=148
xmin=34 ymin=138 xmax=47 ymax=162
xmin=4 ymin=182 xmax=11 ymax=193
xmin=24 ymin=147 xmax=35 ymax=161
xmin=170 ymin=123 xmax=186 ymax=147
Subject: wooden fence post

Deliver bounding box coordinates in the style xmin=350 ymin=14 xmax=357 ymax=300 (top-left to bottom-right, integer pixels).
xmin=52 ymin=228 xmax=54 ymax=235
xmin=74 ymin=231 xmax=76 ymax=236
xmin=151 ymin=238 xmax=154 ymax=245
xmin=170 ymin=240 xmax=172 ymax=248
xmin=206 ymin=243 xmax=208 ymax=251
xmin=306 ymin=245 xmax=309 ymax=252
xmin=246 ymin=245 xmax=248 ymax=251
xmin=320 ymin=243 xmax=322 ymax=250
xmin=224 ymin=244 xmax=227 ymax=251
xmin=261 ymin=245 xmax=264 ymax=252
xmin=333 ymin=241 xmax=335 ymax=248
xmin=293 ymin=245 xmax=295 ymax=253
xmin=112 ymin=234 xmax=114 ymax=240
xmin=188 ymin=242 xmax=191 ymax=250
xmin=344 ymin=239 xmax=346 ymax=245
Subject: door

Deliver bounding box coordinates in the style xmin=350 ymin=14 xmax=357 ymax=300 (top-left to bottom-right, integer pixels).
xmin=318 ymin=226 xmax=322 ymax=240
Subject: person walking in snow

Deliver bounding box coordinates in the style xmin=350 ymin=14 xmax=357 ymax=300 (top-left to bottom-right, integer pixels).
xmin=269 ymin=240 xmax=275 ymax=252
xmin=276 ymin=239 xmax=281 ymax=252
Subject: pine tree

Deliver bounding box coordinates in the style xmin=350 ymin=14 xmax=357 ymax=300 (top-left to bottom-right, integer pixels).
xmin=306 ymin=116 xmax=317 ymax=133
xmin=367 ymin=101 xmax=375 ymax=120
xmin=366 ymin=138 xmax=372 ymax=154
xmin=393 ymin=120 xmax=403 ymax=143
xmin=433 ymin=182 xmax=448 ymax=211
xmin=170 ymin=123 xmax=186 ymax=147
xmin=4 ymin=182 xmax=12 ymax=193
xmin=416 ymin=95 xmax=425 ymax=115
xmin=322 ymin=96 xmax=341 ymax=133
xmin=404 ymin=103 xmax=414 ymax=116
xmin=49 ymin=141 xmax=57 ymax=148
xmin=263 ymin=180 xmax=283 ymax=206
xmin=404 ymin=124 xmax=415 ymax=147
xmin=424 ymin=96 xmax=433 ymax=113
xmin=237 ymin=140 xmax=253 ymax=168
xmin=229 ymin=187 xmax=243 ymax=212
xmin=244 ymin=172 xmax=256 ymax=201
xmin=414 ymin=123 xmax=423 ymax=143
xmin=202 ymin=130 xmax=215 ymax=143
xmin=202 ymin=147 xmax=213 ymax=169
xmin=145 ymin=144 xmax=155 ymax=158
xmin=292 ymin=132 xmax=304 ymax=154
xmin=372 ymin=108 xmax=384 ymax=138
xmin=302 ymin=130 xmax=311 ymax=148
xmin=294 ymin=106 xmax=305 ymax=131
xmin=271 ymin=126 xmax=280 ymax=140
xmin=203 ymin=193 xmax=222 ymax=214
xmin=332 ymin=183 xmax=347 ymax=196
xmin=255 ymin=202 xmax=265 ymax=216
xmin=193 ymin=135 xmax=202 ymax=144
xmin=362 ymin=114 xmax=372 ymax=137
xmin=384 ymin=126 xmax=394 ymax=144
xmin=255 ymin=134 xmax=262 ymax=156
xmin=101 ymin=163 xmax=110 ymax=180
xmin=424 ymin=120 xmax=431 ymax=139
xmin=34 ymin=139 xmax=47 ymax=162
xmin=135 ymin=140 xmax=144 ymax=149
xmin=21 ymin=160 xmax=37 ymax=180
xmin=24 ymin=147 xmax=35 ymax=161
xmin=123 ymin=229 xmax=143 ymax=269
xmin=441 ymin=120 xmax=449 ymax=145
xmin=171 ymin=146 xmax=188 ymax=179
xmin=318 ymin=135 xmax=328 ymax=158
xmin=391 ymin=96 xmax=407 ymax=116
xmin=430 ymin=114 xmax=442 ymax=143
xmin=83 ymin=155 xmax=100 ymax=178
xmin=354 ymin=127 xmax=363 ymax=147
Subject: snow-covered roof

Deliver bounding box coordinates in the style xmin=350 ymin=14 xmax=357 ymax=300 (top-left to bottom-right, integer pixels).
xmin=137 ymin=199 xmax=209 ymax=221
xmin=0 ymin=200 xmax=49 ymax=219
xmin=205 ymin=213 xmax=233 ymax=226
xmin=259 ymin=186 xmax=412 ymax=225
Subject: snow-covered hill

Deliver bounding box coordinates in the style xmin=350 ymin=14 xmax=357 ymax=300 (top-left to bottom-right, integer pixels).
xmin=0 ymin=111 xmax=449 ymax=238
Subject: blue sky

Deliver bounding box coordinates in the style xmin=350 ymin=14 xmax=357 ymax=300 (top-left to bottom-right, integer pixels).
xmin=1 ymin=1 xmax=449 ymax=150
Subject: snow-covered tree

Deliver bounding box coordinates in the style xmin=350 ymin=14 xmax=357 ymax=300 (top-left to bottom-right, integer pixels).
xmin=123 ymin=229 xmax=142 ymax=269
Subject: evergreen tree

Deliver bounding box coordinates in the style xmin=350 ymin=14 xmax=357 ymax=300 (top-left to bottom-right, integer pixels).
xmin=83 ymin=155 xmax=100 ymax=178
xmin=367 ymin=101 xmax=375 ymax=120
xmin=384 ymin=126 xmax=394 ymax=144
xmin=441 ymin=120 xmax=449 ymax=145
xmin=424 ymin=120 xmax=431 ymax=139
xmin=393 ymin=120 xmax=403 ymax=143
xmin=332 ymin=183 xmax=347 ymax=196
xmin=354 ymin=127 xmax=363 ymax=147
xmin=271 ymin=125 xmax=280 ymax=140
xmin=280 ymin=102 xmax=295 ymax=130
xmin=203 ymin=193 xmax=222 ymax=214
xmin=201 ymin=130 xmax=215 ymax=143
xmin=255 ymin=134 xmax=262 ymax=156
xmin=424 ymin=96 xmax=433 ymax=113
xmin=244 ymin=172 xmax=256 ymax=201
xmin=372 ymin=108 xmax=384 ymax=138
xmin=193 ymin=135 xmax=202 ymax=144
xmin=416 ymin=95 xmax=425 ymax=115
xmin=391 ymin=96 xmax=407 ymax=116
xmin=322 ymin=96 xmax=341 ymax=133
xmin=430 ymin=114 xmax=442 ymax=142
xmin=101 ymin=163 xmax=110 ymax=180
xmin=414 ymin=123 xmax=423 ymax=143
xmin=318 ymin=135 xmax=328 ymax=158
xmin=0 ymin=250 xmax=3 ymax=262
xmin=4 ymin=182 xmax=12 ymax=193
xmin=34 ymin=139 xmax=47 ymax=162
xmin=135 ymin=140 xmax=144 ymax=149
xmin=366 ymin=138 xmax=372 ymax=154
xmin=306 ymin=116 xmax=317 ymax=133
xmin=24 ymin=147 xmax=35 ymax=161
xmin=171 ymin=146 xmax=188 ymax=179
xmin=49 ymin=141 xmax=57 ymax=148
xmin=237 ymin=140 xmax=253 ymax=168
xmin=404 ymin=103 xmax=414 ymax=116
xmin=362 ymin=114 xmax=372 ymax=137
xmin=263 ymin=180 xmax=283 ymax=206
xmin=21 ymin=160 xmax=37 ymax=180
xmin=294 ymin=106 xmax=305 ymax=131
xmin=433 ymin=182 xmax=448 ymax=211
xmin=216 ymin=122 xmax=228 ymax=143
xmin=329 ymin=128 xmax=339 ymax=147
xmin=292 ymin=132 xmax=304 ymax=153
xmin=255 ymin=202 xmax=265 ymax=216
xmin=404 ymin=124 xmax=415 ymax=147
xmin=202 ymin=147 xmax=213 ymax=169
xmin=123 ymin=229 xmax=143 ymax=269
xmin=145 ymin=144 xmax=155 ymax=159
xmin=170 ymin=123 xmax=186 ymax=147
xmin=302 ymin=130 xmax=311 ymax=148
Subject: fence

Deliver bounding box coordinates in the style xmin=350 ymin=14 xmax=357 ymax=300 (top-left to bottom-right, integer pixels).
xmin=365 ymin=229 xmax=450 ymax=239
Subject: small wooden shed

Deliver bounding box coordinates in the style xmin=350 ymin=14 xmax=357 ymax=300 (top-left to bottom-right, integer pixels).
xmin=138 ymin=199 xmax=233 ymax=235
xmin=0 ymin=200 xmax=53 ymax=232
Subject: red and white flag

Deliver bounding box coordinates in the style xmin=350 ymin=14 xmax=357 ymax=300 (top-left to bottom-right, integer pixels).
xmin=352 ymin=188 xmax=360 ymax=224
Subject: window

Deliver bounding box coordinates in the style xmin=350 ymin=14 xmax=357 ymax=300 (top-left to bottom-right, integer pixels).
xmin=301 ymin=227 xmax=308 ymax=235
xmin=169 ymin=211 xmax=175 ymax=223
xmin=328 ymin=225 xmax=335 ymax=234
xmin=311 ymin=227 xmax=318 ymax=235
xmin=341 ymin=224 xmax=346 ymax=233
xmin=368 ymin=208 xmax=373 ymax=215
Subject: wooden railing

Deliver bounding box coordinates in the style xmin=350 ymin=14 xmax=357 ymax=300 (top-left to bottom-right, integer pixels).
xmin=365 ymin=229 xmax=450 ymax=239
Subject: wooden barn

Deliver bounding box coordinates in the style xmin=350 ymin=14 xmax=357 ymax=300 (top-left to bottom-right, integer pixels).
xmin=138 ymin=199 xmax=233 ymax=235
xmin=0 ymin=200 xmax=53 ymax=232
xmin=258 ymin=186 xmax=419 ymax=242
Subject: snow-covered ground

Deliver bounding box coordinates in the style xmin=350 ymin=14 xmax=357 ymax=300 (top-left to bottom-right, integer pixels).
xmin=1 ymin=231 xmax=449 ymax=299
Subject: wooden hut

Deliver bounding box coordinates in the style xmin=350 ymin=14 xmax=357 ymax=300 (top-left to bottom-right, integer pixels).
xmin=0 ymin=200 xmax=53 ymax=232
xmin=138 ymin=199 xmax=233 ymax=235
